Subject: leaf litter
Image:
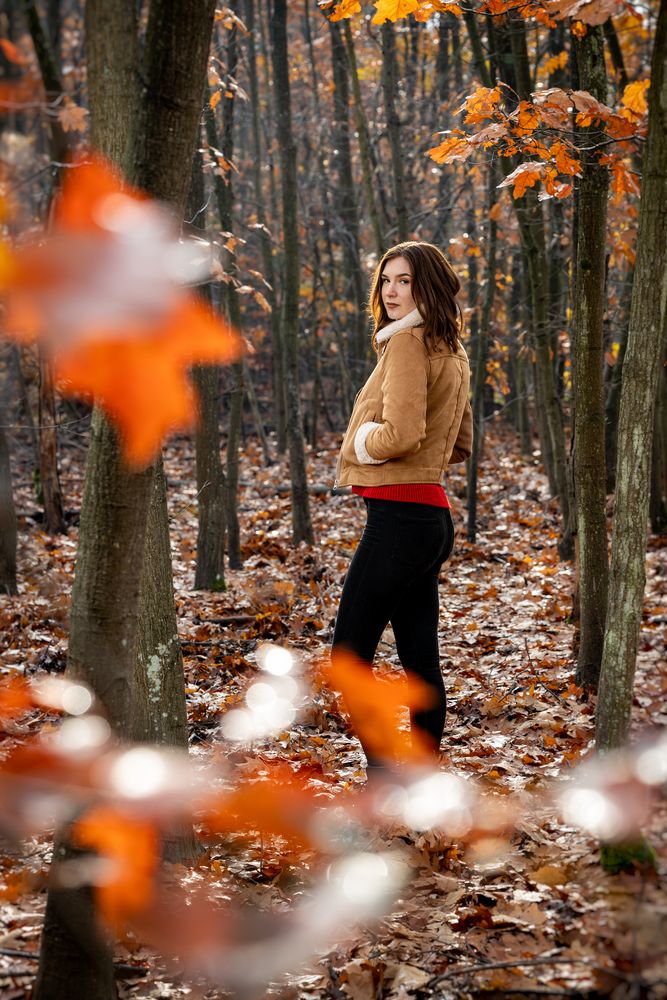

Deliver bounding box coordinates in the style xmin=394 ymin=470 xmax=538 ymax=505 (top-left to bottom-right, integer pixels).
xmin=0 ymin=420 xmax=665 ymax=999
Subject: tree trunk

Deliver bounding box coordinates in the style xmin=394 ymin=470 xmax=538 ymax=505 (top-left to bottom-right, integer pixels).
xmin=506 ymin=14 xmax=574 ymax=558
xmin=37 ymin=350 xmax=66 ymax=534
xmin=187 ymin=151 xmax=227 ymax=593
xmin=304 ymin=12 xmax=356 ymax=408
xmin=604 ymin=317 xmax=628 ymax=492
xmin=193 ymin=361 xmax=226 ymax=591
xmin=35 ymin=1 xmax=216 ymax=995
xmin=342 ymin=20 xmax=384 ymax=258
xmin=33 ymin=859 xmax=116 ymax=1000
xmin=329 ymin=18 xmax=366 ymax=364
xmin=134 ymin=461 xmax=198 ymax=862
xmin=381 ymin=22 xmax=409 ymax=242
xmin=572 ymin=25 xmax=609 ymax=689
xmin=467 ymin=167 xmax=498 ymax=542
xmin=206 ymin=11 xmax=244 ymax=569
xmin=433 ymin=16 xmax=452 ymax=245
xmin=244 ymin=0 xmax=285 ymax=451
xmin=0 ymin=425 xmax=17 ymax=596
xmin=596 ymin=0 xmax=667 ymax=751
xmin=244 ymin=360 xmax=272 ymax=465
xmin=23 ymin=3 xmax=68 ymax=535
xmin=270 ymin=0 xmax=314 ymax=545
xmin=649 ymin=319 xmax=667 ymax=533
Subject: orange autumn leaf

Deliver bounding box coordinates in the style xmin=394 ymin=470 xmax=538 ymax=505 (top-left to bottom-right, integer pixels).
xmin=550 ymin=141 xmax=581 ymax=176
xmin=468 ymin=122 xmax=508 ymax=148
xmin=57 ymin=99 xmax=89 ymax=134
xmin=514 ymin=101 xmax=540 ymax=137
xmin=56 ymin=297 xmax=240 ymax=468
xmin=459 ymin=86 xmax=502 ymax=124
xmin=497 ymin=161 xmax=545 ymax=199
xmin=543 ymin=49 xmax=568 ymax=75
xmin=2 ymin=155 xmax=243 ymax=468
xmin=609 ymin=159 xmax=641 ymax=204
xmin=73 ymin=806 xmax=158 ymax=931
xmin=329 ymin=0 xmax=362 ymax=18
xmin=372 ymin=0 xmax=420 ymax=22
xmin=201 ymin=770 xmax=322 ymax=853
xmin=622 ymin=79 xmax=649 ymax=116
xmin=414 ymin=1 xmax=462 ymax=20
xmin=428 ymin=133 xmax=473 ymax=164
xmin=0 ymin=678 xmax=33 ymax=722
xmin=325 ymin=649 xmax=435 ymax=763
xmin=0 ymin=39 xmax=28 ymax=65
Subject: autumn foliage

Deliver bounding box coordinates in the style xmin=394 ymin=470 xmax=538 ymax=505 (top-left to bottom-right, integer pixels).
xmin=1 ymin=156 xmax=242 ymax=467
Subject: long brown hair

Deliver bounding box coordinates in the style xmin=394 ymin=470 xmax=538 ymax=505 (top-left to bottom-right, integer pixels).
xmin=369 ymin=242 xmax=462 ymax=354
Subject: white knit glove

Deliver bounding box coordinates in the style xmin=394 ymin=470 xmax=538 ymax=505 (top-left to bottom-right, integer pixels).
xmin=354 ymin=421 xmax=385 ymax=464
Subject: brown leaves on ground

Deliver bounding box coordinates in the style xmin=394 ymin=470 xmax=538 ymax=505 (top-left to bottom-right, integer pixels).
xmin=0 ymin=423 xmax=666 ymax=995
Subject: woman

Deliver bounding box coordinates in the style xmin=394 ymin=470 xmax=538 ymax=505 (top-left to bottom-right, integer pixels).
xmin=332 ymin=241 xmax=472 ymax=771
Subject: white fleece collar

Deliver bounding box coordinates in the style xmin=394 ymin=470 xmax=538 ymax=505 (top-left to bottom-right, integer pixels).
xmin=376 ymin=307 xmax=424 ymax=344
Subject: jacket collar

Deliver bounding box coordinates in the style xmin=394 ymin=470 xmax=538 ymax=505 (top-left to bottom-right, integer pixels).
xmin=376 ymin=307 xmax=424 ymax=345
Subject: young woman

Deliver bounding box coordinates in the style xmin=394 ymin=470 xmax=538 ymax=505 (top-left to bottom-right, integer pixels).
xmin=332 ymin=241 xmax=472 ymax=770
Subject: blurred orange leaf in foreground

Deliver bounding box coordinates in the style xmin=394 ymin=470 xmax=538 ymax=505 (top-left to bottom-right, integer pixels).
xmin=73 ymin=806 xmax=159 ymax=931
xmin=2 ymin=155 xmax=243 ymax=468
xmin=0 ymin=678 xmax=32 ymax=723
xmin=325 ymin=649 xmax=436 ymax=764
xmin=201 ymin=766 xmax=324 ymax=854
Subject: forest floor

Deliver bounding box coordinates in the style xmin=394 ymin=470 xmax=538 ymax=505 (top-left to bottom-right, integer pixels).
xmin=0 ymin=421 xmax=666 ymax=1000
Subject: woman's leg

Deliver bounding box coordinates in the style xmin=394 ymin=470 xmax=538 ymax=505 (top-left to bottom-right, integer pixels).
xmin=332 ymin=501 xmax=404 ymax=767
xmin=333 ymin=501 xmax=452 ymax=763
xmin=390 ymin=508 xmax=454 ymax=753
xmin=390 ymin=571 xmax=446 ymax=752
xmin=332 ymin=500 xmax=397 ymax=662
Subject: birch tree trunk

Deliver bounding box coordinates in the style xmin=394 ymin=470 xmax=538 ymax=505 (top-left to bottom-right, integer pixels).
xmin=596 ymin=0 xmax=667 ymax=751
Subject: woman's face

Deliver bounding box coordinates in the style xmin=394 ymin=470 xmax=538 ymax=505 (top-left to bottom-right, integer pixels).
xmin=380 ymin=255 xmax=417 ymax=321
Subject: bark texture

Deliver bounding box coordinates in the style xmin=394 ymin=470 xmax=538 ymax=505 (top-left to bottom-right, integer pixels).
xmin=596 ymin=0 xmax=667 ymax=750
xmin=381 ymin=22 xmax=409 ymax=242
xmin=245 ymin=0 xmax=285 ymax=450
xmin=270 ymin=0 xmax=314 ymax=545
xmin=467 ymin=168 xmax=498 ymax=542
xmin=0 ymin=425 xmax=17 ymax=596
xmin=35 ymin=1 xmax=216 ymax=996
xmin=572 ymin=25 xmax=609 ymax=688
xmin=38 ymin=350 xmax=66 ymax=534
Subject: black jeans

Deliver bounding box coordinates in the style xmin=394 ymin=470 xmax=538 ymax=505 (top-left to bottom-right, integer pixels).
xmin=332 ymin=498 xmax=455 ymax=763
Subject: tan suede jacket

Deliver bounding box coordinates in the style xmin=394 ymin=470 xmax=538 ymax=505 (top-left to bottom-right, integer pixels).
xmin=334 ymin=309 xmax=472 ymax=490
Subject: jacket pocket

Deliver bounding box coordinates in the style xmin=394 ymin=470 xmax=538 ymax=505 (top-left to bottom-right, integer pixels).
xmin=341 ymin=402 xmax=382 ymax=463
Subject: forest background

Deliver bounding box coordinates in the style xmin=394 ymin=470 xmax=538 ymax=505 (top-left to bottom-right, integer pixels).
xmin=0 ymin=0 xmax=665 ymax=997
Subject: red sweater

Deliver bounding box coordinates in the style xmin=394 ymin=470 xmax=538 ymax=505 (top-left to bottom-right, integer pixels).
xmin=351 ymin=483 xmax=450 ymax=508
